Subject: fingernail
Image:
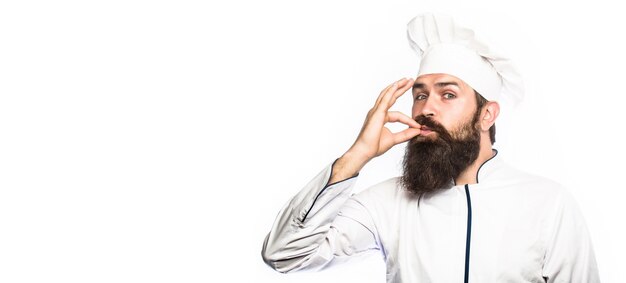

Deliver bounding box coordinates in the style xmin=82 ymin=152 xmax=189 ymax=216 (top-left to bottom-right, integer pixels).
xmin=393 ymin=82 xmax=398 ymax=87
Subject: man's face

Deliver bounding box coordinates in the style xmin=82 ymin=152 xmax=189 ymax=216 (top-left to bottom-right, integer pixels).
xmin=400 ymin=73 xmax=482 ymax=198
xmin=411 ymin=73 xmax=478 ymax=139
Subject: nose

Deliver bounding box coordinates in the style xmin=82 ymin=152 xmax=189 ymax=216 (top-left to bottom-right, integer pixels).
xmin=419 ymin=96 xmax=437 ymax=118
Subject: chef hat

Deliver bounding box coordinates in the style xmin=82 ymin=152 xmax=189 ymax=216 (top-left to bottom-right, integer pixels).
xmin=406 ymin=13 xmax=524 ymax=104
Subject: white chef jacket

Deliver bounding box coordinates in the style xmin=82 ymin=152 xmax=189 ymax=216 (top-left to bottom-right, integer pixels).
xmin=262 ymin=150 xmax=600 ymax=282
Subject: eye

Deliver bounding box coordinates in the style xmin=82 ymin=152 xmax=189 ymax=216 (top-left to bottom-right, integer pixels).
xmin=443 ymin=92 xmax=456 ymax=99
xmin=415 ymin=94 xmax=427 ymax=101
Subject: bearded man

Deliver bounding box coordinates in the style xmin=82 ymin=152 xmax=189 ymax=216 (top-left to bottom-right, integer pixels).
xmin=261 ymin=13 xmax=599 ymax=283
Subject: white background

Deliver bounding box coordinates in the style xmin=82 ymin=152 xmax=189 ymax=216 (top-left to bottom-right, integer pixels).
xmin=0 ymin=0 xmax=623 ymax=282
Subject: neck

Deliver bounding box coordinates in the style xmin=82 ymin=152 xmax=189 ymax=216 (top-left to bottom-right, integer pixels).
xmin=454 ymin=136 xmax=495 ymax=186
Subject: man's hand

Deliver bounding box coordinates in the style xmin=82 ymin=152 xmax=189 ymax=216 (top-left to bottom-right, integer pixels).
xmin=328 ymin=78 xmax=421 ymax=185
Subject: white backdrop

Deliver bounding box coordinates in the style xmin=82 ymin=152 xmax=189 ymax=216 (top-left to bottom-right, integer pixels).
xmin=1 ymin=0 xmax=623 ymax=282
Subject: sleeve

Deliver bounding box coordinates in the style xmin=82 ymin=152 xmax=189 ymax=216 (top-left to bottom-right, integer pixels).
xmin=261 ymin=159 xmax=381 ymax=273
xmin=542 ymin=188 xmax=600 ymax=283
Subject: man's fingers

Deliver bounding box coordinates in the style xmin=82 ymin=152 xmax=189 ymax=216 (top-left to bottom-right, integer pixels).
xmin=380 ymin=78 xmax=411 ymax=107
xmin=374 ymin=80 xmax=402 ymax=106
xmin=375 ymin=83 xmax=396 ymax=106
xmin=387 ymin=111 xmax=421 ymax=128
xmin=376 ymin=78 xmax=411 ymax=107
xmin=387 ymin=78 xmax=414 ymax=108
xmin=392 ymin=128 xmax=421 ymax=144
xmin=386 ymin=111 xmax=421 ymax=145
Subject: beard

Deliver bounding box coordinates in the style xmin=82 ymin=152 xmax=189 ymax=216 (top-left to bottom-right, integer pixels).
xmin=399 ymin=111 xmax=482 ymax=199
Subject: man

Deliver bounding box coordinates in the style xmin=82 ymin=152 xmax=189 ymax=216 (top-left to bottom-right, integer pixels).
xmin=261 ymin=13 xmax=599 ymax=282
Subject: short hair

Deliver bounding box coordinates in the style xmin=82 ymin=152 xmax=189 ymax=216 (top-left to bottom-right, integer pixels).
xmin=475 ymin=91 xmax=496 ymax=145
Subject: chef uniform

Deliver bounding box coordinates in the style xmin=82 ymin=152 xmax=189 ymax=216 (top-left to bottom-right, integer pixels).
xmin=261 ymin=13 xmax=600 ymax=283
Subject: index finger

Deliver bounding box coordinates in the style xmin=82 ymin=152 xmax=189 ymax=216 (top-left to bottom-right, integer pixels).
xmin=386 ymin=77 xmax=414 ymax=108
xmin=375 ymin=78 xmax=409 ymax=106
xmin=387 ymin=111 xmax=420 ymax=128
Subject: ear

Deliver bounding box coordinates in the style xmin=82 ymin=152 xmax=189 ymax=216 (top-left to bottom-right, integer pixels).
xmin=480 ymin=101 xmax=500 ymax=131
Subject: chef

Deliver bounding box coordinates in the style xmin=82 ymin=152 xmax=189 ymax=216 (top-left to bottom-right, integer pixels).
xmin=262 ymin=13 xmax=599 ymax=283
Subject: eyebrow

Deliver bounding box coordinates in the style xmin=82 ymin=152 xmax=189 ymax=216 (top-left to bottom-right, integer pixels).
xmin=412 ymin=81 xmax=460 ymax=91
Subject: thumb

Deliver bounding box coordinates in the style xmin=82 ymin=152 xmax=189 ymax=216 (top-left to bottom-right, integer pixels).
xmin=392 ymin=128 xmax=421 ymax=144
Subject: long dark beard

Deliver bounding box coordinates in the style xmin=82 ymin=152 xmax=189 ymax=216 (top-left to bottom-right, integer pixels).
xmin=399 ymin=111 xmax=481 ymax=199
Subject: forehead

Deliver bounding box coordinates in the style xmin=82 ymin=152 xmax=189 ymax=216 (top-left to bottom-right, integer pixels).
xmin=413 ymin=73 xmax=471 ymax=89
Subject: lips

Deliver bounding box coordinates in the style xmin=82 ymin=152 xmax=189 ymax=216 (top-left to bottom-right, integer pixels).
xmin=414 ymin=116 xmax=445 ymax=138
xmin=419 ymin=126 xmax=435 ymax=136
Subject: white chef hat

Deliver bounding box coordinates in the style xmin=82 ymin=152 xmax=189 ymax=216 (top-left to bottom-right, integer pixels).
xmin=407 ymin=13 xmax=524 ymax=104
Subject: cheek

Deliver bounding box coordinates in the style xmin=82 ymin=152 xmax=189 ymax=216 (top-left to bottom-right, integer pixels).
xmin=440 ymin=118 xmax=457 ymax=132
xmin=411 ymin=103 xmax=422 ymax=118
xmin=436 ymin=106 xmax=465 ymax=128
xmin=446 ymin=110 xmax=477 ymax=133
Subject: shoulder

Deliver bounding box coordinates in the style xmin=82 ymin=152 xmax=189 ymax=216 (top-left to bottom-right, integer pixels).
xmin=351 ymin=176 xmax=413 ymax=207
xmin=490 ymin=161 xmax=568 ymax=196
xmin=476 ymin=159 xmax=580 ymax=213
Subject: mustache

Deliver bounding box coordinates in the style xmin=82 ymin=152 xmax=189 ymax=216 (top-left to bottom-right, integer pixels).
xmin=414 ymin=115 xmax=449 ymax=137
